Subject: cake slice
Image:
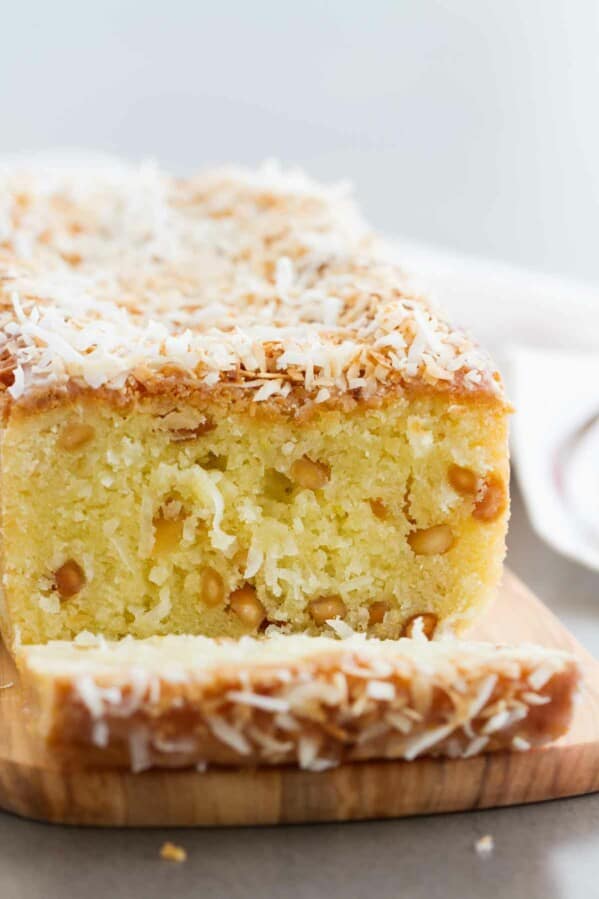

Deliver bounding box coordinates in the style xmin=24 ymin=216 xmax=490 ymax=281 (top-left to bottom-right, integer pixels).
xmin=0 ymin=160 xmax=509 ymax=649
xmin=18 ymin=633 xmax=578 ymax=771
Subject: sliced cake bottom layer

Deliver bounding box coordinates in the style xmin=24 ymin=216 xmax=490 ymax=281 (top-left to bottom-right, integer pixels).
xmin=18 ymin=633 xmax=578 ymax=771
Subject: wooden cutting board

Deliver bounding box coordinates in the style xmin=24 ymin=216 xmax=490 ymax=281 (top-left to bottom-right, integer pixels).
xmin=0 ymin=569 xmax=598 ymax=827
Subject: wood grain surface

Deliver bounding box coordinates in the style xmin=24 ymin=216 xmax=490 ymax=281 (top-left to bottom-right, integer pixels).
xmin=0 ymin=569 xmax=598 ymax=827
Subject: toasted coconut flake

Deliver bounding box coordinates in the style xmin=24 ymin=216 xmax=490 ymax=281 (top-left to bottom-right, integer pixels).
xmin=226 ymin=690 xmax=289 ymax=713
xmin=298 ymin=734 xmax=320 ymax=770
xmin=366 ymin=680 xmax=396 ymax=701
xmin=326 ymin=618 xmax=356 ymax=640
xmin=462 ymin=734 xmax=489 ymax=758
xmin=528 ymin=663 xmax=557 ymax=692
xmin=208 ymin=714 xmax=252 ymax=755
xmin=402 ymin=722 xmax=456 ymax=761
xmin=129 ymin=727 xmax=152 ymax=772
xmin=511 ymin=736 xmax=531 ymax=751
xmin=92 ymin=720 xmax=109 ymax=747
xmin=468 ymin=674 xmax=498 ymax=719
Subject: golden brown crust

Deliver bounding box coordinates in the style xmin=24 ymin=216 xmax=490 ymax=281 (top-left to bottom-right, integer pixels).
xmin=2 ymin=369 xmax=510 ymax=425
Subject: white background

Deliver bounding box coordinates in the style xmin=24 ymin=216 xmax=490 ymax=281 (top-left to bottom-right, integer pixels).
xmin=2 ymin=0 xmax=599 ymax=282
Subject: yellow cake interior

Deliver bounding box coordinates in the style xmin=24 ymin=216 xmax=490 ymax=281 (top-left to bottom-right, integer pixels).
xmin=0 ymin=390 xmax=508 ymax=647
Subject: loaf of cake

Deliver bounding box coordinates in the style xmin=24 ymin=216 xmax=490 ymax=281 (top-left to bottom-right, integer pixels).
xmin=18 ymin=632 xmax=578 ymax=770
xmin=0 ymin=160 xmax=509 ymax=649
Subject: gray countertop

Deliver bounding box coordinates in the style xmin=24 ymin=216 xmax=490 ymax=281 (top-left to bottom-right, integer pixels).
xmin=1 ymin=482 xmax=598 ymax=899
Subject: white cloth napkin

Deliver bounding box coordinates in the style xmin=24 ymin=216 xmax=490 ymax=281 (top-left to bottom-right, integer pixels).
xmin=394 ymin=238 xmax=599 ymax=572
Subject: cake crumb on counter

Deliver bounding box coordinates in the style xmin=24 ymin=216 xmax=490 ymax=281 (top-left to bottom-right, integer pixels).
xmin=475 ymin=834 xmax=494 ymax=856
xmin=160 ymin=841 xmax=187 ymax=863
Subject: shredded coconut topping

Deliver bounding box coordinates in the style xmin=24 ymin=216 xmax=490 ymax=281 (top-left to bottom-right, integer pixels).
xmin=0 ymin=159 xmax=502 ymax=407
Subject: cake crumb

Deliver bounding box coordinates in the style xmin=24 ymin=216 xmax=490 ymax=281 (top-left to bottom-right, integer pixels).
xmin=160 ymin=841 xmax=187 ymax=863
xmin=475 ymin=834 xmax=494 ymax=856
